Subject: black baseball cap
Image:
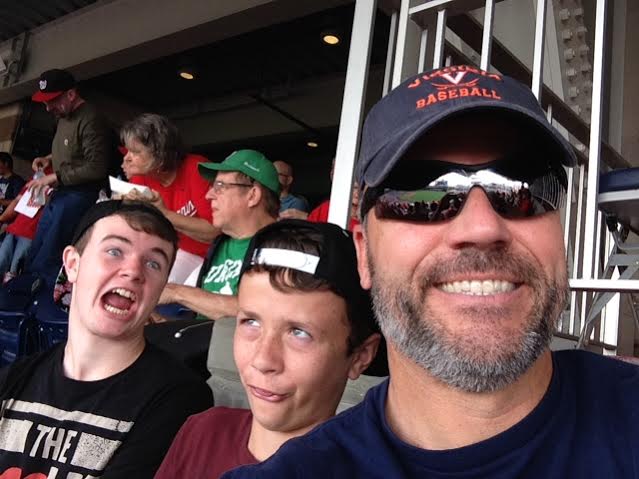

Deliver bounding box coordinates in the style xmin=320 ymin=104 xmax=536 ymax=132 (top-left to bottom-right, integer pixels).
xmin=239 ymin=219 xmax=374 ymax=328
xmin=71 ymin=200 xmax=177 ymax=249
xmin=240 ymin=220 xmax=364 ymax=300
xmin=240 ymin=219 xmax=388 ymax=376
xmin=357 ymin=65 xmax=577 ymax=189
xmin=32 ymin=69 xmax=76 ymax=103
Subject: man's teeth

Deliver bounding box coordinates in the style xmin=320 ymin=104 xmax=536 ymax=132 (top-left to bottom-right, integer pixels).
xmin=104 ymin=304 xmax=129 ymax=315
xmin=111 ymin=288 xmax=136 ymax=301
xmin=439 ymin=280 xmax=515 ymax=295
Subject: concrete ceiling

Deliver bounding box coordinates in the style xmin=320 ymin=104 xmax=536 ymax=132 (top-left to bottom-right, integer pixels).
xmin=0 ymin=0 xmax=100 ymax=43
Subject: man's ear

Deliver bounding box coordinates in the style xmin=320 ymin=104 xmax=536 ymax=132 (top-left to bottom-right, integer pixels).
xmin=347 ymin=333 xmax=381 ymax=380
xmin=352 ymin=223 xmax=372 ymax=289
xmin=62 ymin=245 xmax=81 ymax=284
xmin=247 ymin=184 xmax=262 ymax=208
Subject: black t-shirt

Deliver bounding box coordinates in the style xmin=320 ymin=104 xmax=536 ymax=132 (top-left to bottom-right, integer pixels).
xmin=0 ymin=342 xmax=213 ymax=479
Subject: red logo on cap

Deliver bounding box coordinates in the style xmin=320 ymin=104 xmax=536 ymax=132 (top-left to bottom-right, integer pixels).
xmin=408 ymin=66 xmax=503 ymax=110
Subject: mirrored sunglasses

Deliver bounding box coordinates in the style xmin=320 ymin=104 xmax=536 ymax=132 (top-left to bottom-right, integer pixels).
xmin=361 ymin=159 xmax=567 ymax=222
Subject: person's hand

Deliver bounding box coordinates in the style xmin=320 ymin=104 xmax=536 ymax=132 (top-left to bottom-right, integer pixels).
xmin=27 ymin=173 xmax=58 ymax=196
xmin=122 ymin=188 xmax=164 ymax=210
xmin=279 ymin=208 xmax=309 ymax=220
xmin=146 ymin=189 xmax=167 ymax=212
xmin=32 ymin=156 xmax=51 ymax=171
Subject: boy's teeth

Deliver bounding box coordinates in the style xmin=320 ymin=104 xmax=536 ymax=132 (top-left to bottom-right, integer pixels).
xmin=111 ymin=288 xmax=136 ymax=301
xmin=104 ymin=304 xmax=128 ymax=315
xmin=439 ymin=280 xmax=515 ymax=295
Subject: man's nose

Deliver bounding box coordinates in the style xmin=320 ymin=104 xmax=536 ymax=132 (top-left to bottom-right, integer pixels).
xmin=443 ymin=187 xmax=512 ymax=250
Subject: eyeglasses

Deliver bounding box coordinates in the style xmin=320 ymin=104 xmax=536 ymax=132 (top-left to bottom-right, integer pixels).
xmin=361 ymin=157 xmax=567 ymax=222
xmin=210 ymin=180 xmax=254 ymax=194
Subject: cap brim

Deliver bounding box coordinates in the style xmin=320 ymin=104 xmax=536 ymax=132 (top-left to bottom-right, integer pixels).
xmin=32 ymin=90 xmax=64 ymax=102
xmin=198 ymin=162 xmax=239 ymax=180
xmin=362 ymin=102 xmax=578 ymax=189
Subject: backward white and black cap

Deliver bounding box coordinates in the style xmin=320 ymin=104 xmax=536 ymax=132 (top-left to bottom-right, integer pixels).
xmin=356 ymin=65 xmax=578 ymax=190
xmin=240 ymin=219 xmax=388 ymax=376
xmin=240 ymin=219 xmax=366 ymax=303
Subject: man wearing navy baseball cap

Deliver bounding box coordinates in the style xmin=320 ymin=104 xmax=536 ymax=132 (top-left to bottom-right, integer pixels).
xmin=224 ymin=66 xmax=639 ymax=478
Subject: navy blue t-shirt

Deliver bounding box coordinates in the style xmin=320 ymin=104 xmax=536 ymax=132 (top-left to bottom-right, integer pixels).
xmin=0 ymin=173 xmax=25 ymax=214
xmin=224 ymin=350 xmax=639 ymax=478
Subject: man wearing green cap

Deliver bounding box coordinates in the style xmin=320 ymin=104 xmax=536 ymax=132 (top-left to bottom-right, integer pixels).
xmin=162 ymin=149 xmax=279 ymax=300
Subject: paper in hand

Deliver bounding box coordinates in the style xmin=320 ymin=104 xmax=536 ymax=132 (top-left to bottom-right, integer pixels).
xmin=15 ymin=189 xmax=46 ymax=218
xmin=109 ymin=176 xmax=153 ymax=198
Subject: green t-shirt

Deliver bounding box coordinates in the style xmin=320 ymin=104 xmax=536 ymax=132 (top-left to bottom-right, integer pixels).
xmin=201 ymin=237 xmax=252 ymax=296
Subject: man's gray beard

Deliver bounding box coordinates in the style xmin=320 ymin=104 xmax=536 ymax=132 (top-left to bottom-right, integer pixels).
xmin=369 ymin=248 xmax=568 ymax=393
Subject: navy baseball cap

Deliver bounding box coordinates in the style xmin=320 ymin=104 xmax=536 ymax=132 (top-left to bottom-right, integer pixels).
xmin=357 ymin=65 xmax=577 ymax=189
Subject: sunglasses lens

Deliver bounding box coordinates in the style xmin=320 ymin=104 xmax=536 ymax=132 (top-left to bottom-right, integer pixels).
xmin=371 ymin=168 xmax=565 ymax=222
xmin=375 ymin=190 xmax=466 ymax=221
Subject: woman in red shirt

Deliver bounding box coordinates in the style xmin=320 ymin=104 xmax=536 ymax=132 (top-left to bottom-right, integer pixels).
xmin=120 ymin=113 xmax=219 ymax=284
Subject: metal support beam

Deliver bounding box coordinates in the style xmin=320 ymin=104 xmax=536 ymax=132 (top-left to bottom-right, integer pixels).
xmin=418 ymin=28 xmax=429 ymax=72
xmin=382 ymin=10 xmax=398 ymax=95
xmin=392 ymin=0 xmax=410 ymax=88
xmin=569 ymin=164 xmax=586 ymax=334
xmin=480 ymin=0 xmax=495 ymax=71
xmin=581 ymin=0 xmax=608 ymax=280
xmin=570 ymin=279 xmax=639 ymax=293
xmin=531 ymin=0 xmax=547 ymax=100
xmin=328 ymin=0 xmax=377 ymax=229
xmin=433 ymin=9 xmax=447 ymax=68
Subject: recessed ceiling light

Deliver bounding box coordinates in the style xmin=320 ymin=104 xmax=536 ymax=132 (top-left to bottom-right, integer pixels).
xmin=322 ymin=33 xmax=340 ymax=45
xmin=178 ymin=67 xmax=196 ymax=80
xmin=307 ymin=141 xmax=319 ymax=148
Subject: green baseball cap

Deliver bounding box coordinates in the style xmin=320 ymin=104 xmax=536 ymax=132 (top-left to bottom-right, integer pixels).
xmin=198 ymin=149 xmax=280 ymax=195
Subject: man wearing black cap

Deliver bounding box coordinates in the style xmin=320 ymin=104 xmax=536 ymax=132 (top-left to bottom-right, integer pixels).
xmin=0 ymin=201 xmax=212 ymax=478
xmin=224 ymin=66 xmax=639 ymax=478
xmin=26 ymin=68 xmax=114 ymax=285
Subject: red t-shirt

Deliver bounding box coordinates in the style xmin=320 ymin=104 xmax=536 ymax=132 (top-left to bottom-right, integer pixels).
xmin=6 ymin=185 xmax=44 ymax=240
xmin=308 ymin=199 xmax=359 ymax=231
xmin=155 ymin=407 xmax=256 ymax=479
xmin=130 ymin=154 xmax=213 ymax=257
